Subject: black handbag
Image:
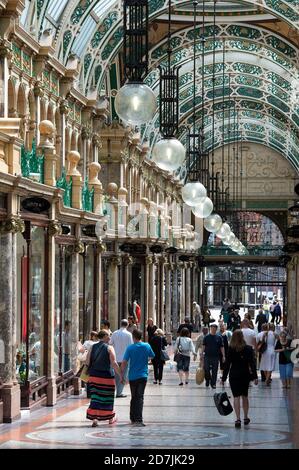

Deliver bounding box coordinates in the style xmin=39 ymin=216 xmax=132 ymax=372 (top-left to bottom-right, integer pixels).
xmin=173 ymin=338 xmax=182 ymax=363
xmin=257 ymin=332 xmax=268 ymax=354
xmin=213 ymin=391 xmax=233 ymax=416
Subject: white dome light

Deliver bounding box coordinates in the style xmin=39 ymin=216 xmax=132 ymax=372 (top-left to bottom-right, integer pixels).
xmin=223 ymin=232 xmax=236 ymax=246
xmin=215 ymin=222 xmax=231 ymax=239
xmin=191 ymin=197 xmax=214 ymax=218
xmin=204 ymin=213 xmax=223 ymax=233
xmin=181 ymin=182 xmax=207 ymax=207
xmin=114 ymin=83 xmax=157 ymax=125
xmin=152 ymin=138 xmax=185 ymax=172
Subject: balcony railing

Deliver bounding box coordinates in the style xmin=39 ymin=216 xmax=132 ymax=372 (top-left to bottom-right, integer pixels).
xmin=200 ymin=245 xmax=284 ymax=257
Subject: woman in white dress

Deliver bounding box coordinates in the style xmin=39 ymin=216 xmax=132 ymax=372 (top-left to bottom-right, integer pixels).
xmin=257 ymin=323 xmax=277 ymax=385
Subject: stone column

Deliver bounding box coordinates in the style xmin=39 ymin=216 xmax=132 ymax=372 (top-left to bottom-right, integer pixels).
xmin=165 ymin=259 xmax=171 ymax=335
xmin=180 ymin=263 xmax=185 ymax=323
xmin=70 ymin=239 xmax=81 ymax=394
xmin=185 ymin=262 xmax=191 ymax=319
xmin=95 ymin=241 xmax=105 ymax=329
xmin=46 ymin=219 xmax=62 ymax=406
xmin=171 ymin=264 xmax=179 ymax=334
xmin=0 ymin=218 xmax=22 ymax=422
xmin=146 ymin=256 xmax=156 ymax=324
xmin=287 ymin=256 xmax=299 ymax=338
xmin=59 ymin=100 xmax=68 ymax=169
xmin=158 ymin=256 xmax=166 ymax=329
xmin=108 ymin=256 xmax=121 ymax=331
xmin=122 ymin=254 xmax=133 ymax=320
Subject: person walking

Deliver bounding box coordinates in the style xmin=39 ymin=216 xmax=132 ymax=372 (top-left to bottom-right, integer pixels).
xmin=121 ymin=329 xmax=155 ymax=426
xmin=275 ymin=331 xmax=294 ymax=389
xmin=193 ymin=301 xmax=202 ymax=332
xmin=222 ymin=330 xmax=258 ymax=428
xmin=202 ymin=324 xmax=225 ymax=389
xmin=227 ymin=309 xmax=241 ymax=332
xmin=270 ymin=301 xmax=276 ymax=323
xmin=109 ymin=319 xmax=133 ymax=398
xmin=257 ymin=323 xmax=276 ymax=385
xmin=174 ymin=327 xmax=197 ymax=386
xmin=150 ymin=329 xmax=168 ymax=384
xmin=220 ymin=298 xmax=231 ymax=324
xmin=147 ymin=318 xmax=157 ymax=342
xmin=202 ymin=306 xmax=212 ymax=327
xmin=255 ymin=308 xmax=267 ymax=333
xmin=195 ymin=326 xmax=209 ymax=358
xmin=127 ymin=315 xmax=138 ymax=333
xmin=77 ymin=330 xmax=99 ymax=398
xmin=241 ymin=319 xmax=257 ymax=350
xmin=177 ymin=317 xmax=193 ymax=337
xmin=218 ymin=323 xmax=229 ymax=375
xmin=86 ymin=330 xmax=120 ymax=427
xmin=100 ymin=320 xmax=112 ymax=337
xmin=273 ymin=301 xmax=282 ymax=325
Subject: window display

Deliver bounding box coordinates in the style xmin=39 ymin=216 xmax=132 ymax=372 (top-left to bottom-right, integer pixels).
xmin=79 ymin=244 xmax=95 ymax=341
xmin=16 ymin=226 xmax=45 ymax=383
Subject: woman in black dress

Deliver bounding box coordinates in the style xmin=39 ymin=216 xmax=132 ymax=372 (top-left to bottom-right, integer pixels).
xmin=222 ymin=329 xmax=258 ymax=428
xmin=150 ymin=329 xmax=168 ymax=384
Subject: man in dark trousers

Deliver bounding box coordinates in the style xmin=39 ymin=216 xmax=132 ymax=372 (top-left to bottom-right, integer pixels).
xmin=177 ymin=317 xmax=193 ymax=337
xmin=255 ymin=308 xmax=268 ymax=333
xmin=121 ymin=329 xmax=155 ymax=426
xmin=227 ymin=309 xmax=241 ymax=332
xmin=201 ymin=324 xmax=225 ymax=389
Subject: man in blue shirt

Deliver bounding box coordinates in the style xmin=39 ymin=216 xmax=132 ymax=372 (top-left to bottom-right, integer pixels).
xmin=121 ymin=329 xmax=155 ymax=426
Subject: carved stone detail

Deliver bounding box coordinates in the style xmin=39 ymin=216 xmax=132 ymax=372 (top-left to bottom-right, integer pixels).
xmin=48 ymin=220 xmax=62 ymax=237
xmin=0 ymin=216 xmax=25 ymax=234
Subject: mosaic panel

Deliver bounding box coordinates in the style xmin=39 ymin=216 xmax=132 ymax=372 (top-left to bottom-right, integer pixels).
xmin=267 ymin=95 xmax=290 ymax=113
xmin=91 ymin=12 xmax=119 ymax=49
xmin=152 ymin=37 xmax=182 ymax=59
xmin=226 ymin=25 xmax=262 ymax=40
xmin=266 ymin=72 xmax=291 ymax=90
xmin=266 ymin=35 xmax=296 ymax=58
xmin=84 ymin=54 xmax=92 ymax=77
xmin=233 ymin=63 xmax=262 ymax=75
xmin=12 ymin=43 xmax=22 ymax=68
xmin=101 ymin=27 xmax=124 ymax=61
xmin=71 ymin=0 xmax=93 ymax=25
xmin=237 ymin=87 xmax=263 ymax=99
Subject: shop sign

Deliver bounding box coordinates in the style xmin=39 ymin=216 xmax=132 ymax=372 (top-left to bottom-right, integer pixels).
xmin=81 ymin=225 xmax=96 ymax=237
xmin=21 ymin=197 xmax=50 ymax=213
xmin=120 ymin=243 xmax=146 ymax=254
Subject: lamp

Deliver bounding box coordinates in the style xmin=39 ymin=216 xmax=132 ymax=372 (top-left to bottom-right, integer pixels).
xmin=215 ymin=222 xmax=231 ymax=240
xmin=115 ymin=0 xmax=156 ymax=125
xmin=204 ymin=213 xmax=223 ymax=233
xmin=182 ymin=181 xmax=207 ymax=207
xmin=192 ymin=197 xmax=213 ymax=218
xmin=152 ymin=0 xmax=185 ymax=172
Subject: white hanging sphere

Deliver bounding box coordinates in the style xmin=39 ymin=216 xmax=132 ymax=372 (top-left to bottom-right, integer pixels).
xmin=204 ymin=213 xmax=223 ymax=233
xmin=152 ymin=138 xmax=185 ymax=172
xmin=216 ymin=222 xmax=231 ymax=239
xmin=231 ymin=240 xmax=242 ymax=251
xmin=223 ymin=232 xmax=236 ymax=246
xmin=114 ymin=83 xmax=157 ymax=125
xmin=191 ymin=197 xmax=214 ymax=219
xmin=181 ymin=182 xmax=207 ymax=207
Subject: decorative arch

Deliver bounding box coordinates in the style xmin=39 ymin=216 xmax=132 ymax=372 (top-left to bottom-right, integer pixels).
xmin=7 ymin=78 xmax=16 ymax=117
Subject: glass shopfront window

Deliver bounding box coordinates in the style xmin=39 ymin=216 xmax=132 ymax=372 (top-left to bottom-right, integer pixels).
xmin=54 ymin=245 xmax=73 ymax=374
xmin=79 ymin=244 xmax=96 ymax=342
xmin=16 ymin=226 xmax=45 ymax=383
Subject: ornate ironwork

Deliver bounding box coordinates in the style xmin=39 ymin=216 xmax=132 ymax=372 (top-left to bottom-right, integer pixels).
xmin=158 ymin=0 xmax=180 ymax=138
xmin=56 ymin=168 xmax=72 ymax=208
xmin=21 ymin=139 xmax=44 ymax=184
xmin=82 ymin=178 xmax=94 ymax=212
xmin=123 ymin=0 xmax=149 ymax=83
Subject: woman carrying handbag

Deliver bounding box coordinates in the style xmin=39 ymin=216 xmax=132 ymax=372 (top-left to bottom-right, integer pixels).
xmin=150 ymin=329 xmax=168 ymax=385
xmin=173 ymin=328 xmax=196 ymax=386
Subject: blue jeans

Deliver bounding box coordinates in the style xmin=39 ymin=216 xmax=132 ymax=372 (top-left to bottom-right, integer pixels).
xmin=279 ymin=363 xmax=293 ymax=380
xmin=115 ymin=362 xmax=128 ymax=396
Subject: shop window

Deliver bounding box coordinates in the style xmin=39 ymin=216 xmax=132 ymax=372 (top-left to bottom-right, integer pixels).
xmin=16 ymin=226 xmax=45 ymax=384
xmin=54 ymin=245 xmax=73 ymax=374
xmin=79 ymin=244 xmax=96 ymax=341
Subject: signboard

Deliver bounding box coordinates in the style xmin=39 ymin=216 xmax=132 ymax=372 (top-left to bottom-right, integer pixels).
xmin=21 ymin=197 xmax=50 ymax=213
xmin=120 ymin=243 xmax=146 ymax=254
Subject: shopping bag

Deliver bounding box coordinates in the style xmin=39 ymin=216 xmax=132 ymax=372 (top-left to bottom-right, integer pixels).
xmin=195 ymin=367 xmax=205 ymax=385
xmin=80 ymin=364 xmax=90 ymax=383
xmin=213 ymin=391 xmax=233 ymax=416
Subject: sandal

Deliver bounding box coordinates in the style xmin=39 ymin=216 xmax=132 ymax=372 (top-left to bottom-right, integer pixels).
xmin=244 ymin=418 xmax=250 ymax=425
xmin=109 ymin=417 xmax=117 ymax=425
xmin=235 ymin=420 xmax=241 ymax=428
xmin=92 ymin=420 xmax=98 ymax=427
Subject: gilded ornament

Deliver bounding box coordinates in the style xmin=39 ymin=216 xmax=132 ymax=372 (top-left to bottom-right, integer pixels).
xmin=74 ymin=240 xmax=85 ymax=254
xmin=48 ymin=220 xmax=62 ymax=237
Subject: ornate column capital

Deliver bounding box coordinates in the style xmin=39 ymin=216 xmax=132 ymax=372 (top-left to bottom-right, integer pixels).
xmin=145 ymin=255 xmax=153 ymax=265
xmin=92 ymin=134 xmax=102 ymax=149
xmin=48 ymin=220 xmax=62 ymax=237
xmin=73 ymin=239 xmax=85 ymax=254
xmin=59 ymin=99 xmax=69 ymax=114
xmin=82 ymin=124 xmax=92 ymax=140
xmin=123 ymin=253 xmax=133 ymax=265
xmin=95 ymin=240 xmax=106 ymax=254
xmin=0 ymin=216 xmax=25 ymax=234
xmin=110 ymin=255 xmax=122 ymax=266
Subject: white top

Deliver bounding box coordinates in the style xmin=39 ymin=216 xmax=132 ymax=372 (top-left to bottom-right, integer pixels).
xmin=241 ymin=328 xmax=256 ymax=347
xmin=174 ymin=337 xmax=195 ymax=357
xmin=83 ymin=340 xmax=98 ymax=351
xmin=109 ymin=327 xmax=133 ymax=362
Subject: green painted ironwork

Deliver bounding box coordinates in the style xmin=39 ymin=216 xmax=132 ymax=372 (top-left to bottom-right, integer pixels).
xmin=21 ymin=139 xmax=44 ymax=184
xmin=200 ymin=245 xmax=284 ymax=257
xmin=56 ymin=168 xmax=72 ymax=207
xmin=82 ymin=178 xmax=94 ymax=212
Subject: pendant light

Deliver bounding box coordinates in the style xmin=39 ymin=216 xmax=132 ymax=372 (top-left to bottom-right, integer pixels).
xmin=204 ymin=213 xmax=223 ymax=233
xmin=152 ymin=0 xmax=185 ymax=172
xmin=181 ymin=1 xmax=207 ymax=207
xmin=115 ymin=0 xmax=156 ymax=125
xmin=192 ymin=197 xmax=214 ymax=219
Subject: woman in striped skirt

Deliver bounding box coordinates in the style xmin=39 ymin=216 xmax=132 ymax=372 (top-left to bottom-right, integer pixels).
xmin=86 ymin=330 xmax=121 ymax=427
